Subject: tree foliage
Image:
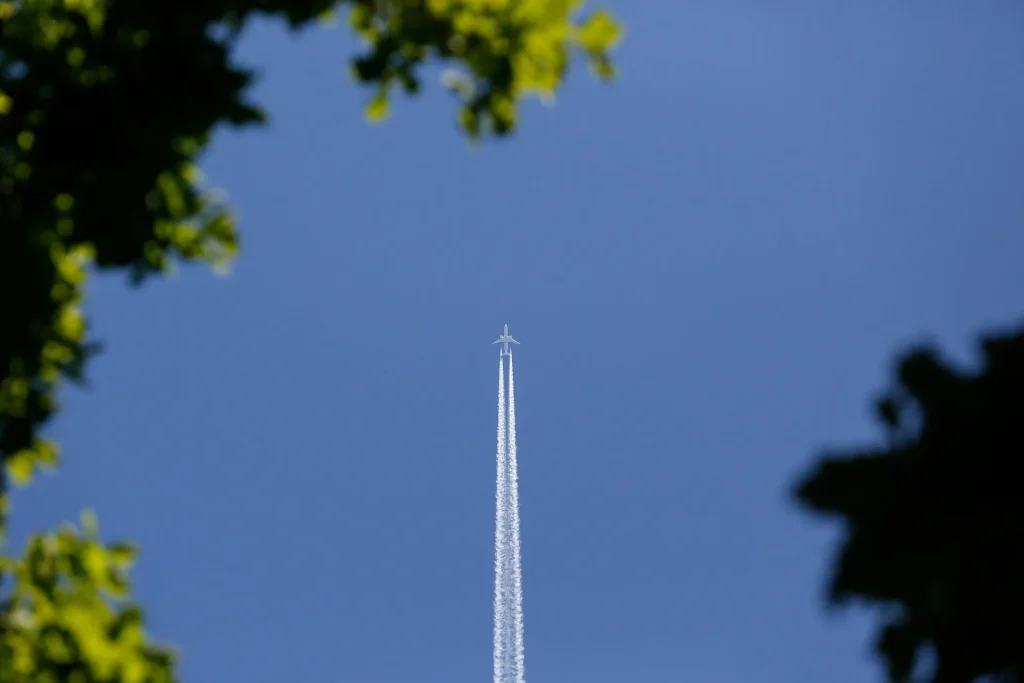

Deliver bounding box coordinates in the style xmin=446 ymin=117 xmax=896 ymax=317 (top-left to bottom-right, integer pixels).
xmin=0 ymin=0 xmax=621 ymax=679
xmin=794 ymin=323 xmax=1024 ymax=683
xmin=0 ymin=512 xmax=173 ymax=683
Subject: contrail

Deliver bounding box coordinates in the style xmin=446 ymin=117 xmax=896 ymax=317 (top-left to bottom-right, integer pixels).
xmin=507 ymin=354 xmax=526 ymax=683
xmin=492 ymin=327 xmax=526 ymax=683
xmin=494 ymin=357 xmax=509 ymax=683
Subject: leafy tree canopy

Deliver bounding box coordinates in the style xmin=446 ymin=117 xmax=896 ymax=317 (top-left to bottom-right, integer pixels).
xmin=0 ymin=0 xmax=621 ymax=502
xmin=795 ymin=324 xmax=1024 ymax=683
xmin=0 ymin=0 xmax=621 ymax=679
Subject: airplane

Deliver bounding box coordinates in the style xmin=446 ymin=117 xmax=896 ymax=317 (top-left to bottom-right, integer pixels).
xmin=493 ymin=324 xmax=520 ymax=357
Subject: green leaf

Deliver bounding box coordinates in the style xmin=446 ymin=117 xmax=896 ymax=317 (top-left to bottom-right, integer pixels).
xmin=108 ymin=541 xmax=137 ymax=568
xmin=4 ymin=439 xmax=61 ymax=486
xmin=365 ymin=88 xmax=390 ymax=122
xmin=577 ymin=10 xmax=622 ymax=54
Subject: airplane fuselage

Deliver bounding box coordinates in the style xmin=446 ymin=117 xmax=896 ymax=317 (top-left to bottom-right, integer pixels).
xmin=493 ymin=325 xmax=520 ymax=356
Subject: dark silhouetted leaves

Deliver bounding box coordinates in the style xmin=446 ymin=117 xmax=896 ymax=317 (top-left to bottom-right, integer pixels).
xmin=794 ymin=323 xmax=1024 ymax=683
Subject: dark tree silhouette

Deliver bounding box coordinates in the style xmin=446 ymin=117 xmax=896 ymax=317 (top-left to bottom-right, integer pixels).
xmin=795 ymin=323 xmax=1024 ymax=683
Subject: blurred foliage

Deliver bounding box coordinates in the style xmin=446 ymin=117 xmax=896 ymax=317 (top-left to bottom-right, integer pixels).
xmin=794 ymin=323 xmax=1024 ymax=683
xmin=349 ymin=0 xmax=622 ymax=134
xmin=0 ymin=511 xmax=172 ymax=683
xmin=1 ymin=0 xmax=620 ymax=679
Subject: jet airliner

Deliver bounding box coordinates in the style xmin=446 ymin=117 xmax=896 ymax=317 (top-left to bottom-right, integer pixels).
xmin=493 ymin=324 xmax=520 ymax=357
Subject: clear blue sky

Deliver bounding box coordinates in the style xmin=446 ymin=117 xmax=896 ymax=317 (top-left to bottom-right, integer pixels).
xmin=11 ymin=1 xmax=1024 ymax=681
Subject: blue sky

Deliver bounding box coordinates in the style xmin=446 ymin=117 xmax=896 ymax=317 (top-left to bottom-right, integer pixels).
xmin=10 ymin=1 xmax=1024 ymax=681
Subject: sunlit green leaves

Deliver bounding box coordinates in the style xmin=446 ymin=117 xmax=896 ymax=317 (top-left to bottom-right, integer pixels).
xmin=0 ymin=511 xmax=174 ymax=683
xmin=365 ymin=87 xmax=391 ymax=122
xmin=4 ymin=438 xmax=60 ymax=487
xmin=348 ymin=0 xmax=622 ymax=138
xmin=576 ymin=9 xmax=620 ymax=78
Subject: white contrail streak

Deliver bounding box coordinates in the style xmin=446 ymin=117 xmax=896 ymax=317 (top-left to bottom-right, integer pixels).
xmin=494 ymin=358 xmax=509 ymax=683
xmin=493 ymin=349 xmax=526 ymax=683
xmin=507 ymin=354 xmax=526 ymax=683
